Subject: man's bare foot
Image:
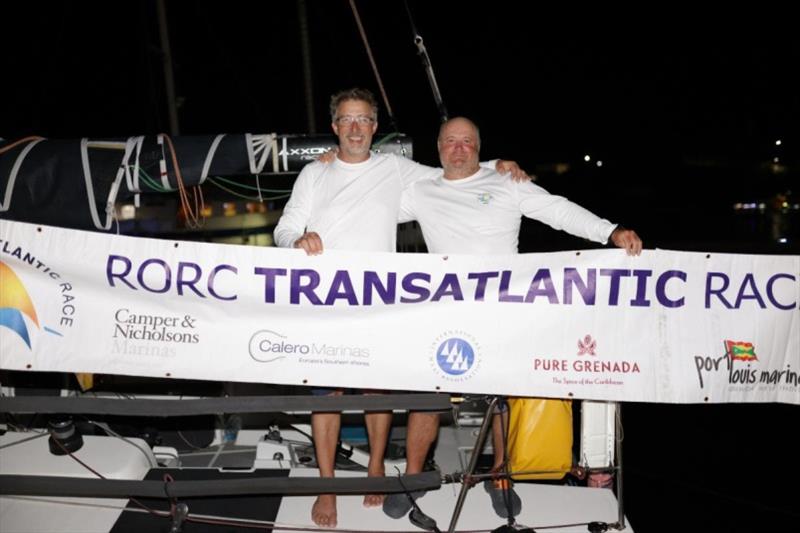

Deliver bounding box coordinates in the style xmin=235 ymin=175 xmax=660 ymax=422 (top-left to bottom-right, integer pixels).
xmin=312 ymin=494 xmax=337 ymax=527
xmin=363 ymin=463 xmax=386 ymax=507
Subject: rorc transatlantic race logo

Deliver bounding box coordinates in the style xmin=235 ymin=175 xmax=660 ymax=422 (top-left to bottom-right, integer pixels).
xmin=0 ymin=262 xmax=39 ymax=348
xmin=694 ymin=340 xmax=799 ymax=391
xmin=533 ymin=334 xmax=640 ymax=386
xmin=248 ymin=329 xmax=370 ymax=367
xmin=430 ymin=331 xmax=481 ymax=382
xmin=0 ymin=249 xmax=78 ymax=353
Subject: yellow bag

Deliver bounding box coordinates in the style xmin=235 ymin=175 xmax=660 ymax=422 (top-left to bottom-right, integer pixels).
xmin=507 ymin=398 xmax=572 ymax=480
xmin=75 ymin=373 xmax=94 ymax=391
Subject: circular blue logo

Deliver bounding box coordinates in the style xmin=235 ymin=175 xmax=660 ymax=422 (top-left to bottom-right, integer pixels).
xmin=436 ymin=338 xmax=475 ymax=375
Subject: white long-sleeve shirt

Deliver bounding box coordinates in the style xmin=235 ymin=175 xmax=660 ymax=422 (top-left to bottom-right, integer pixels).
xmin=273 ymin=153 xmax=443 ymax=252
xmin=274 ymin=153 xmax=498 ymax=252
xmin=399 ymin=167 xmax=616 ymax=254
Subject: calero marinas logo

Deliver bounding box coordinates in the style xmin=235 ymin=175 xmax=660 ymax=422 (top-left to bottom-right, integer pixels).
xmin=0 ymin=261 xmax=39 ymax=349
xmin=724 ymin=340 xmax=757 ymax=362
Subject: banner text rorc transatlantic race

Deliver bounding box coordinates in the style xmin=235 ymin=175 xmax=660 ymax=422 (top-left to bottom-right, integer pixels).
xmin=2 ymin=221 xmax=797 ymax=405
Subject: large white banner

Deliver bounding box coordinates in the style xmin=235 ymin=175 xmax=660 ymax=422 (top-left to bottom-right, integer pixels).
xmin=1 ymin=220 xmax=798 ymax=404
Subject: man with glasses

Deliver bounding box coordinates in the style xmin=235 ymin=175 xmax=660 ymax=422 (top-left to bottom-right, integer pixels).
xmin=274 ymin=89 xmax=527 ymax=528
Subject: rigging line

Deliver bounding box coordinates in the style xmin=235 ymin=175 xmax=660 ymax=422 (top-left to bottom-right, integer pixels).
xmin=6 ymin=472 xmax=486 ymax=532
xmin=347 ymin=0 xmax=399 ymax=133
xmin=138 ymin=167 xmax=171 ymax=193
xmin=199 ymin=133 xmax=226 ymax=185
xmin=207 ymin=442 xmax=226 ymax=468
xmin=85 ymin=420 xmax=157 ymax=469
xmin=402 ymin=0 xmax=448 ymax=122
xmin=2 ymin=495 xmax=152 ymax=514
xmin=185 ymin=512 xmax=492 ymax=533
xmin=0 ymin=137 xmax=46 ymax=212
xmin=79 ymin=138 xmax=130 ymax=231
xmin=0 ymin=136 xmax=46 ymax=155
xmin=51 ymin=437 xmax=173 ymax=521
xmin=255 ymin=173 xmax=264 ymax=202
xmin=0 ymin=496 xmax=563 ymax=533
xmin=0 ymin=432 xmax=47 ymax=450
xmin=177 ymin=448 xmax=258 ymax=458
xmin=111 ymin=204 xmax=120 ymax=235
xmin=211 ymin=175 xmax=291 ymax=193
xmin=3 ymin=495 xmax=427 ymax=533
xmin=207 ymin=178 xmax=290 ymax=201
xmin=130 ymin=136 xmax=145 ymax=207
xmin=161 ymin=133 xmax=205 ymax=228
xmin=125 ymin=136 xmax=145 ymax=191
xmin=176 ymin=429 xmax=205 ymax=451
xmin=448 ymin=469 xmax=574 ymax=482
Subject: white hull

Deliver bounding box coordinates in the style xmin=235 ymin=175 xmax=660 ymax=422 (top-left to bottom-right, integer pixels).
xmin=0 ymin=426 xmax=632 ymax=532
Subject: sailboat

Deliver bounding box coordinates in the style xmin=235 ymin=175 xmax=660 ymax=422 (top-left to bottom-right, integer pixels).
xmin=13 ymin=3 xmax=797 ymax=532
xmin=0 ymin=122 xmax=632 ymax=532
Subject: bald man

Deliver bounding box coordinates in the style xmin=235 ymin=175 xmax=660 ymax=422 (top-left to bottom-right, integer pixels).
xmin=381 ymin=117 xmax=642 ymax=519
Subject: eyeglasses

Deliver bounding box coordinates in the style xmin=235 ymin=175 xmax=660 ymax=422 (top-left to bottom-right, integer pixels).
xmin=335 ymin=115 xmax=375 ymax=126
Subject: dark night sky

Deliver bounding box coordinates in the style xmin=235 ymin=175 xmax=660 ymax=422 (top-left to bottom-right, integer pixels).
xmin=2 ymin=4 xmax=799 ymax=530
xmin=6 ymin=2 xmax=798 ymax=155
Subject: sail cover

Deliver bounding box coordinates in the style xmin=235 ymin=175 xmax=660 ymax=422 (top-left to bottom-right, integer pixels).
xmin=0 ymin=133 xmax=412 ymax=232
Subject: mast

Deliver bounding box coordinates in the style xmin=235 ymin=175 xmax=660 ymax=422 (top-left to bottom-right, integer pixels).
xmin=297 ymin=0 xmax=316 ymax=133
xmin=156 ymin=0 xmax=180 ymax=136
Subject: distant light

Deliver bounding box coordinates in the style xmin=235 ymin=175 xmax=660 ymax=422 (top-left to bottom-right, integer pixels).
xmin=584 ymin=154 xmax=591 ymax=162
xmin=773 ymin=157 xmax=780 ymax=163
xmin=596 ymin=160 xmax=603 ymax=167
xmin=223 ymin=202 xmax=237 ymax=217
xmin=733 ymin=203 xmax=742 ymax=210
xmin=758 ymin=203 xmax=766 ymax=210
xmin=778 ymin=238 xmax=788 ymax=244
xmin=782 ymin=201 xmax=789 ymax=208
xmin=775 ymin=139 xmax=782 ymax=146
xmin=119 ymin=204 xmax=136 ymax=220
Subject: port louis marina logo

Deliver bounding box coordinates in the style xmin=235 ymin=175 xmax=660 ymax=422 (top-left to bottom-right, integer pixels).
xmin=532 ymin=334 xmax=640 ymax=387
xmin=0 ymin=254 xmax=78 ymax=353
xmin=694 ymin=340 xmax=800 ymax=392
xmin=430 ymin=331 xmax=482 ymax=382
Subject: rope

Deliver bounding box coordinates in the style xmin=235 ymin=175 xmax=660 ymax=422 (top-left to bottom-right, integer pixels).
xmin=348 ymin=0 xmax=399 ymax=133
xmin=0 ymin=137 xmax=46 ymax=212
xmin=79 ymin=138 xmax=130 ymax=231
xmin=160 ymin=133 xmax=205 ymax=229
xmin=0 ymin=136 xmax=46 ymax=155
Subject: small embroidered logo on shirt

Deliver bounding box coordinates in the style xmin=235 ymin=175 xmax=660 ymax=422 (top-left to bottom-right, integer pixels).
xmin=476 ymin=192 xmax=493 ymax=205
